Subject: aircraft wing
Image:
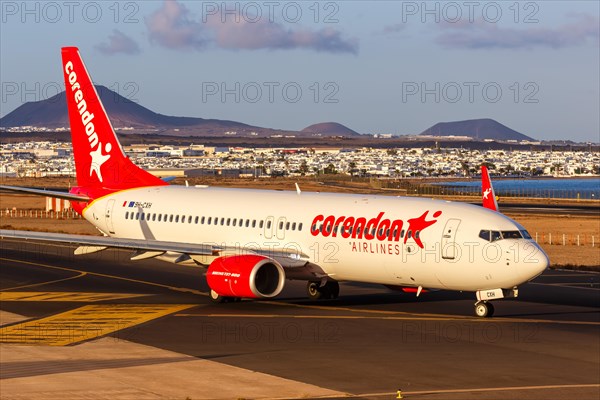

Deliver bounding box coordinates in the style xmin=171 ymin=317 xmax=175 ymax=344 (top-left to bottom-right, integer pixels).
xmin=0 ymin=229 xmax=217 ymax=255
xmin=0 ymin=229 xmax=310 ymax=268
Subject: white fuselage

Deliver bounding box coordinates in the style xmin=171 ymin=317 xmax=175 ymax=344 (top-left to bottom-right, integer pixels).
xmin=83 ymin=185 xmax=548 ymax=292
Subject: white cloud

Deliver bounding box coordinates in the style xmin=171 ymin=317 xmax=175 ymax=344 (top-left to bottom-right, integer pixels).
xmin=436 ymin=15 xmax=599 ymax=50
xmin=145 ymin=0 xmax=358 ymax=54
xmin=95 ymin=30 xmax=141 ymax=55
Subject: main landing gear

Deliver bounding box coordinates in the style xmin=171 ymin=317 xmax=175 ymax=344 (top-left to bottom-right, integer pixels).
xmin=307 ymin=281 xmax=340 ymax=300
xmin=209 ymin=289 xmax=241 ymax=303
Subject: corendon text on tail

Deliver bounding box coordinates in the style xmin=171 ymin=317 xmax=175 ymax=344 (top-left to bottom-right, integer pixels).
xmin=64 ymin=60 xmax=112 ymax=183
xmin=0 ymin=47 xmax=550 ymax=318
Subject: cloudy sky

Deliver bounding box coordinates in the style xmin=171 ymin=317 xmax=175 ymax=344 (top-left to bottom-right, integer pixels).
xmin=1 ymin=0 xmax=598 ymax=141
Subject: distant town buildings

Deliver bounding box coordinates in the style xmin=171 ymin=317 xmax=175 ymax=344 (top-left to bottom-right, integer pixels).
xmin=0 ymin=141 xmax=598 ymax=178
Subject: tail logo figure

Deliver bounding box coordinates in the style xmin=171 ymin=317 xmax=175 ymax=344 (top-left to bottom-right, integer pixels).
xmin=89 ymin=142 xmax=111 ymax=182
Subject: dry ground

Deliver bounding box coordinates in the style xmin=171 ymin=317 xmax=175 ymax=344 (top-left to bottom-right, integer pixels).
xmin=504 ymin=213 xmax=599 ymax=268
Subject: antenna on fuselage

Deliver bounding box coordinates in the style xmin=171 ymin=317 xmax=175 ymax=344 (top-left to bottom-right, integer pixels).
xmin=295 ymin=183 xmax=301 ymax=195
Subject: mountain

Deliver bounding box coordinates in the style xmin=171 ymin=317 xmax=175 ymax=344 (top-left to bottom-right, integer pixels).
xmin=301 ymin=122 xmax=361 ymax=137
xmin=419 ymin=118 xmax=535 ymax=141
xmin=0 ymin=86 xmax=279 ymax=136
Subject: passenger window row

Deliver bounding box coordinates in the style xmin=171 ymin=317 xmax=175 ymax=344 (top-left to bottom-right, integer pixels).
xmin=124 ymin=211 xmax=303 ymax=232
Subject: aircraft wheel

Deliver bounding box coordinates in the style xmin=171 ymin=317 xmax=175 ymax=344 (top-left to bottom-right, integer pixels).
xmin=327 ymin=281 xmax=340 ymax=299
xmin=474 ymin=301 xmax=493 ymax=318
xmin=209 ymin=289 xmax=226 ymax=303
xmin=307 ymin=281 xmax=323 ymax=300
xmin=307 ymin=281 xmax=339 ymax=300
xmin=486 ymin=302 xmax=495 ymax=317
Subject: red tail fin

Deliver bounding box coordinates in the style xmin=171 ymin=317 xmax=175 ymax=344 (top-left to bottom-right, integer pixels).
xmin=61 ymin=47 xmax=166 ymax=191
xmin=481 ymin=165 xmax=498 ymax=211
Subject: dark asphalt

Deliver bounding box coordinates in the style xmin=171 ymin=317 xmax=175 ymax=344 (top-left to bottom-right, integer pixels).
xmin=1 ymin=238 xmax=599 ymax=399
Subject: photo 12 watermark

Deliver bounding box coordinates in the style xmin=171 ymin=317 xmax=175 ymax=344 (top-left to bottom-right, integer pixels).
xmin=200 ymin=1 xmax=341 ymax=24
xmin=201 ymin=81 xmax=340 ymax=104
xmin=199 ymin=320 xmax=341 ymax=344
xmin=1 ymin=81 xmax=140 ymax=104
xmin=400 ymin=321 xmax=540 ymax=344
xmin=1 ymin=1 xmax=140 ymax=24
xmin=400 ymin=1 xmax=540 ymax=24
xmin=401 ymin=81 xmax=540 ymax=104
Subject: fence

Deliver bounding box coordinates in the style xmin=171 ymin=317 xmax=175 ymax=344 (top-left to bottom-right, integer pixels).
xmin=1 ymin=209 xmax=82 ymax=219
xmin=371 ymin=179 xmax=599 ymax=200
xmin=409 ymin=185 xmax=598 ymax=200
xmin=534 ymin=232 xmax=596 ymax=247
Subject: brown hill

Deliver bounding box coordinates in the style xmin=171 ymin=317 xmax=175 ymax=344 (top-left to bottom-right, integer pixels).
xmin=301 ymin=122 xmax=361 ymax=137
xmin=0 ymin=86 xmax=277 ymax=136
xmin=420 ymin=118 xmax=535 ymax=141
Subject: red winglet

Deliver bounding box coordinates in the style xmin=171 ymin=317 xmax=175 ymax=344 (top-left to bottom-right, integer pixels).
xmin=61 ymin=47 xmax=167 ymax=194
xmin=481 ymin=165 xmax=498 ymax=211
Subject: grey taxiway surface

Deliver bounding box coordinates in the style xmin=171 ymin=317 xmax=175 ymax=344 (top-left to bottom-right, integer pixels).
xmin=0 ymin=238 xmax=599 ymax=399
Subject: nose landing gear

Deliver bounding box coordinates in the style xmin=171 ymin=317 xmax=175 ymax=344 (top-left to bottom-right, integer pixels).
xmin=474 ymin=287 xmax=518 ymax=317
xmin=474 ymin=301 xmax=495 ymax=318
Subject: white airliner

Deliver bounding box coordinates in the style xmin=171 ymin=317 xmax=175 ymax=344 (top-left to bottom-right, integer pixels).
xmin=0 ymin=47 xmax=549 ymax=317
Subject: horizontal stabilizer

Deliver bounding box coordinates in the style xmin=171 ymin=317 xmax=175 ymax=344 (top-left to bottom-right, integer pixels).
xmin=0 ymin=185 xmax=90 ymax=202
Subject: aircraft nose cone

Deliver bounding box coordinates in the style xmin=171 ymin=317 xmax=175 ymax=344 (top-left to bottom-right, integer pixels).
xmin=525 ymin=242 xmax=549 ymax=281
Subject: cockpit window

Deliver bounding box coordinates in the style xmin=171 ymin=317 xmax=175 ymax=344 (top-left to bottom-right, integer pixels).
xmin=502 ymin=231 xmax=522 ymax=239
xmin=479 ymin=230 xmax=501 ymax=241
xmin=479 ymin=229 xmax=530 ymax=242
xmin=520 ymin=230 xmax=532 ymax=239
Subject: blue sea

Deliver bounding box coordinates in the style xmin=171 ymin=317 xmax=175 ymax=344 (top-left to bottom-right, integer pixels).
xmin=433 ymin=178 xmax=600 ymax=199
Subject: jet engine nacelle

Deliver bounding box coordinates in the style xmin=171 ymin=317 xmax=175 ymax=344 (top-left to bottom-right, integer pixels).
xmin=206 ymin=255 xmax=285 ymax=299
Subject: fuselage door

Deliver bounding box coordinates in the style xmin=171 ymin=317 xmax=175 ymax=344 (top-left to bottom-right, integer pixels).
xmin=264 ymin=216 xmax=274 ymax=239
xmin=105 ymin=199 xmax=116 ymax=234
xmin=441 ymin=219 xmax=461 ymax=260
xmin=276 ymin=217 xmax=287 ymax=240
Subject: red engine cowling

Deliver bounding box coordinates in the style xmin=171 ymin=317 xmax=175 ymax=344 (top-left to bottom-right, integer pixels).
xmin=206 ymin=255 xmax=285 ymax=299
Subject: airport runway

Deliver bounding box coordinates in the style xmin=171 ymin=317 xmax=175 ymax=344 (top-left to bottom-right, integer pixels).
xmin=1 ymin=238 xmax=599 ymax=399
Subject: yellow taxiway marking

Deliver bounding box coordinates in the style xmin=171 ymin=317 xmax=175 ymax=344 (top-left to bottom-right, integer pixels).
xmin=1 ymin=257 xmax=597 ymax=327
xmin=530 ymin=282 xmax=600 ymax=291
xmin=267 ymin=299 xmax=477 ymax=320
xmin=344 ymin=383 xmax=600 ymax=399
xmin=175 ymin=313 xmax=600 ymax=326
xmin=177 ymin=313 xmax=463 ymax=322
xmin=0 ymin=257 xmax=205 ymax=296
xmin=2 ymin=271 xmax=87 ymax=291
xmin=285 ymin=383 xmax=600 ymax=399
xmin=0 ymin=304 xmax=195 ymax=346
xmin=0 ymin=291 xmax=147 ymax=302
